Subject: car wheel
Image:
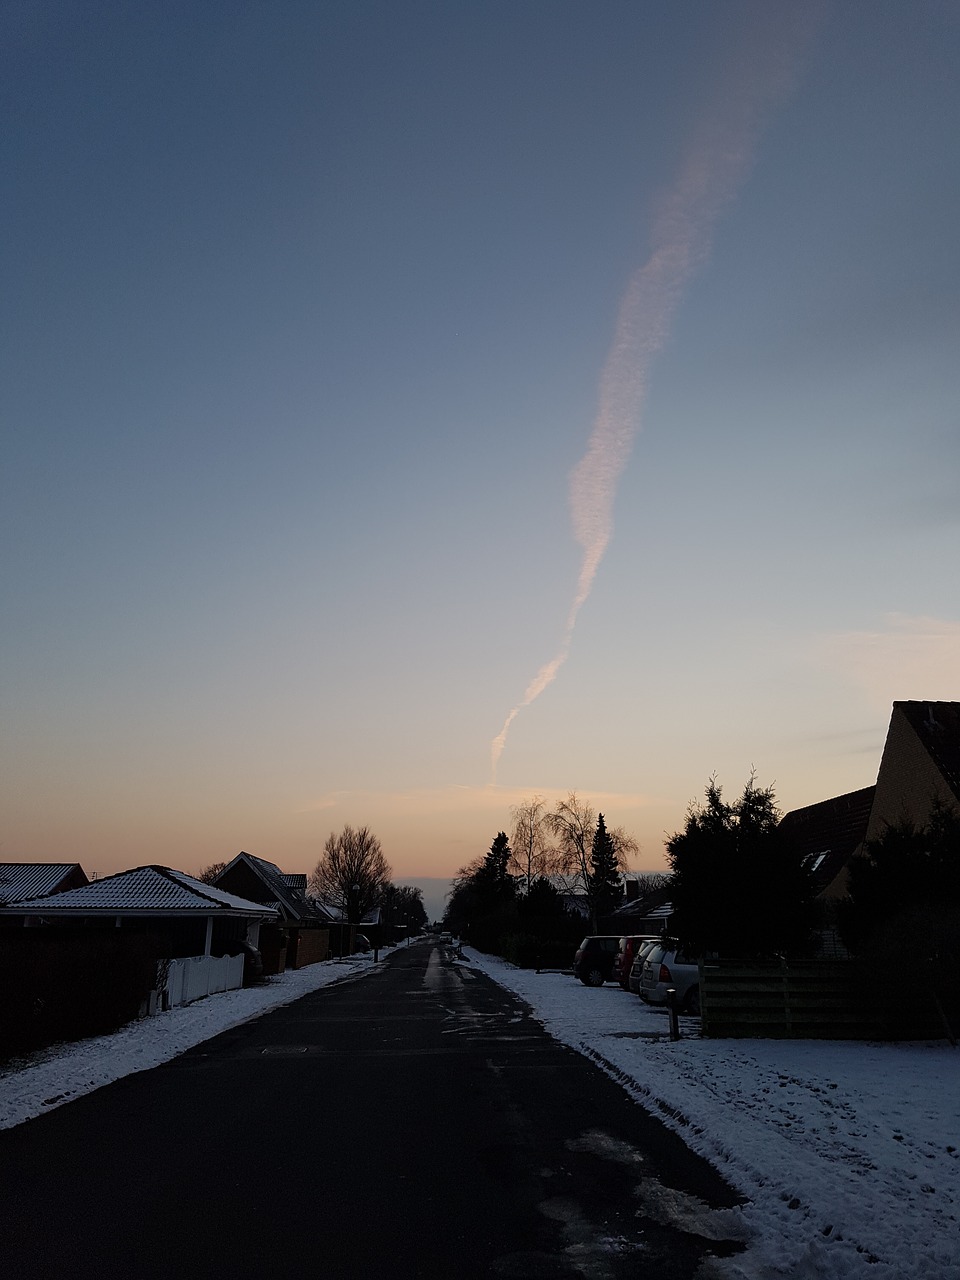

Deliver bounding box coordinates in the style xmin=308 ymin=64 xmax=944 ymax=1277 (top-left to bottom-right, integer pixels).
xmin=682 ymin=985 xmax=701 ymax=1016
xmin=580 ymin=966 xmax=605 ymax=987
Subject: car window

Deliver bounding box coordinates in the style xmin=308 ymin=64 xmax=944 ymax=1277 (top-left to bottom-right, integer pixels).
xmin=645 ymin=946 xmax=666 ymax=965
xmin=578 ymin=937 xmax=591 ymax=950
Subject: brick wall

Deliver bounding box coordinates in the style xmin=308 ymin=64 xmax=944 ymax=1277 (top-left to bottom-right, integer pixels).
xmin=290 ymin=927 xmax=329 ymax=968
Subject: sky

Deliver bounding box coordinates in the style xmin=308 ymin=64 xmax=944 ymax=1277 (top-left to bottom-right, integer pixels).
xmin=2 ymin=1 xmax=959 ymax=904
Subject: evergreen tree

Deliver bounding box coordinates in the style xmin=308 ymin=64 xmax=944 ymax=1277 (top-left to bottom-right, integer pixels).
xmin=838 ymin=800 xmax=960 ymax=959
xmin=443 ymin=832 xmax=517 ymax=954
xmin=667 ymin=774 xmax=816 ymax=958
xmin=587 ymin=813 xmax=622 ymax=928
xmin=478 ymin=831 xmax=513 ymax=890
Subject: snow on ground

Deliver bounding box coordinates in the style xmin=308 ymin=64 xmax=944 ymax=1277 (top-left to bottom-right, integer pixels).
xmin=2 ymin=944 xmax=957 ymax=1278
xmin=0 ymin=953 xmax=376 ymax=1132
xmin=460 ymin=948 xmax=960 ymax=1280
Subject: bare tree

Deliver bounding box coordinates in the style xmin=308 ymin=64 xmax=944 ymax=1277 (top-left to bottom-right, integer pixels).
xmin=628 ymin=871 xmax=672 ymax=898
xmin=197 ymin=861 xmax=227 ymax=884
xmin=545 ymin=792 xmax=597 ymax=894
xmin=509 ymin=795 xmax=552 ymax=894
xmin=309 ymin=825 xmax=391 ymax=922
xmin=545 ymin=793 xmax=639 ymax=929
xmin=608 ymin=824 xmax=640 ymax=868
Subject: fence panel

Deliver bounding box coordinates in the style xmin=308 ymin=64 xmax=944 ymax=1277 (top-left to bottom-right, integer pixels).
xmin=700 ymin=960 xmax=957 ymax=1041
xmin=161 ymin=954 xmax=244 ymax=1009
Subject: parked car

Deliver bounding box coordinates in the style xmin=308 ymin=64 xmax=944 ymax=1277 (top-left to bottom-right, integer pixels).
xmin=613 ymin=935 xmax=658 ymax=989
xmin=639 ymin=942 xmax=715 ymax=1014
xmin=627 ymin=938 xmax=662 ymax=994
xmin=573 ymin=936 xmax=621 ymax=986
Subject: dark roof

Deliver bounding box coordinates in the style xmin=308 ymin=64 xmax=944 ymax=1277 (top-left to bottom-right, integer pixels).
xmin=0 ymin=863 xmax=87 ymax=905
xmin=609 ymin=886 xmax=672 ymax=920
xmin=894 ymin=701 xmax=960 ymax=802
xmin=214 ymin=852 xmax=330 ymax=925
xmin=778 ymin=786 xmax=875 ymax=892
xmin=0 ymin=865 xmax=279 ymax=917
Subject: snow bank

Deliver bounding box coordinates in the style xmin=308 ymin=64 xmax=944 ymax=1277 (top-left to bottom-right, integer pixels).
xmin=461 ymin=949 xmax=960 ymax=1280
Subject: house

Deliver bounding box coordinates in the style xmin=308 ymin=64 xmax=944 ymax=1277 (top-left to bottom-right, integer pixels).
xmin=0 ymin=864 xmax=278 ymax=959
xmin=0 ymin=862 xmax=89 ymax=909
xmin=310 ymin=900 xmax=383 ymax=957
xmin=866 ymin=700 xmax=960 ymax=839
xmin=778 ymin=787 xmax=876 ymax=901
xmin=602 ymin=882 xmax=674 ymax=936
xmin=0 ymin=866 xmax=282 ymax=1048
xmin=211 ymin=852 xmax=332 ymax=972
xmin=780 ymin=701 xmax=960 ymax=903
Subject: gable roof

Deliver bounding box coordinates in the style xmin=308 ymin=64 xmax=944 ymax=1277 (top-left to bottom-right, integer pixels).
xmin=893 ymin=701 xmax=960 ymax=803
xmin=0 ymin=863 xmax=88 ymax=905
xmin=778 ymin=786 xmax=875 ymax=894
xmin=214 ymin=852 xmax=330 ymax=925
xmin=0 ymin=865 xmax=278 ymax=918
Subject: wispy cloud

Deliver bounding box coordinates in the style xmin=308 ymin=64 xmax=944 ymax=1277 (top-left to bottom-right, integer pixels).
xmin=301 ymin=783 xmax=657 ymax=819
xmin=818 ymin=613 xmax=960 ymax=712
xmin=491 ymin=5 xmax=819 ymax=779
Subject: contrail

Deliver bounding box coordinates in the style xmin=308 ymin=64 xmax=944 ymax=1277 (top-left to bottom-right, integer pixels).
xmin=491 ymin=4 xmax=819 ymax=780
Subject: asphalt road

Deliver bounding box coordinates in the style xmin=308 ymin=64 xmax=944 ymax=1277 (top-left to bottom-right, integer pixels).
xmin=0 ymin=943 xmax=747 ymax=1278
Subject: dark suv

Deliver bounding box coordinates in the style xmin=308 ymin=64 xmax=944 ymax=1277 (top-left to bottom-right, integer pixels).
xmin=573 ymin=935 xmax=621 ymax=986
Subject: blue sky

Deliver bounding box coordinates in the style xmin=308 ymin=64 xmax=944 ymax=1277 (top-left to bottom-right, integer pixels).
xmin=2 ymin=1 xmax=958 ymax=897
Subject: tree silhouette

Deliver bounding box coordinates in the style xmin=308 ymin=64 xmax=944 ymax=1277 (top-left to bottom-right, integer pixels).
xmin=668 ymin=774 xmax=816 ymax=957
xmin=588 ymin=813 xmax=622 ymax=926
xmin=309 ymin=825 xmax=391 ymax=923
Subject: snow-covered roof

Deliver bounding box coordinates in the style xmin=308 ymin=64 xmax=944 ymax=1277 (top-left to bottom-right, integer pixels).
xmin=213 ymin=852 xmax=328 ymax=924
xmin=0 ymin=863 xmax=87 ymax=904
xmin=0 ymin=865 xmax=278 ymax=918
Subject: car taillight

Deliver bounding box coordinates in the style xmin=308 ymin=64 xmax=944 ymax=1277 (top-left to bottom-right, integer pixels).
xmin=658 ymin=963 xmax=672 ymax=983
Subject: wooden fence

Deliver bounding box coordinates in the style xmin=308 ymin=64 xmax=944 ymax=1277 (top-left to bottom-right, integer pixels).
xmin=699 ymin=959 xmax=958 ymax=1041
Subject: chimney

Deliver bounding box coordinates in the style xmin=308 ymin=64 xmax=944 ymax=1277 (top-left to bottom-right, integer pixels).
xmin=624 ymin=879 xmax=639 ymax=902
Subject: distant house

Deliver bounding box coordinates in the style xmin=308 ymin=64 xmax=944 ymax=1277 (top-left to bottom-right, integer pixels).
xmin=602 ymin=883 xmax=673 ymax=937
xmin=311 ymin=899 xmax=384 ymax=956
xmin=780 ymin=700 xmax=960 ymax=907
xmin=212 ymin=852 xmax=332 ymax=972
xmin=0 ymin=863 xmax=89 ymax=909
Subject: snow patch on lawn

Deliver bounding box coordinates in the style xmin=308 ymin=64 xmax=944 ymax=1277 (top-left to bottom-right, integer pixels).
xmin=460 ymin=948 xmax=960 ymax=1280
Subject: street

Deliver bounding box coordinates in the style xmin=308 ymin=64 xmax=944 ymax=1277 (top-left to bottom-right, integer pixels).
xmin=0 ymin=942 xmax=746 ymax=1278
